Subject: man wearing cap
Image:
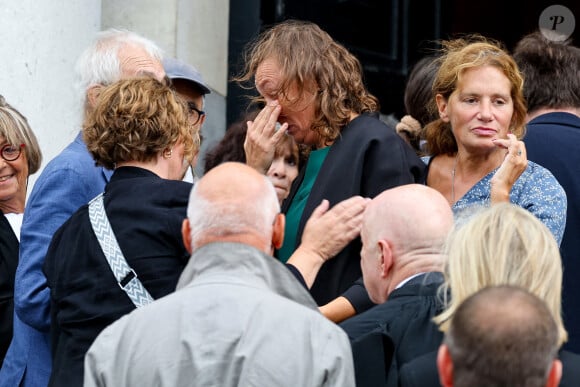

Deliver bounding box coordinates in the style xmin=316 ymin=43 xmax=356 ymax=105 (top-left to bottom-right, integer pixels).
xmin=163 ymin=57 xmax=211 ymax=177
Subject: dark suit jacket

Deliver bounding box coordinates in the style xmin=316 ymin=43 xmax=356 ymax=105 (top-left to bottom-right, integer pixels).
xmin=281 ymin=113 xmax=425 ymax=311
xmin=524 ymin=112 xmax=580 ymax=354
xmin=399 ymin=348 xmax=580 ymax=387
xmin=340 ymin=272 xmax=445 ymax=387
xmin=43 ymin=167 xmax=192 ymax=387
xmin=0 ymin=212 xmax=19 ymax=366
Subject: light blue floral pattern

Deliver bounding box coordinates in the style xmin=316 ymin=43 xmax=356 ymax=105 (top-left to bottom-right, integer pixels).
xmin=423 ymin=157 xmax=567 ymax=245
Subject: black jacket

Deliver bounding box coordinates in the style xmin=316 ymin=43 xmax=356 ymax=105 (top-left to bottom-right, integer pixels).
xmin=340 ymin=272 xmax=445 ymax=387
xmin=43 ymin=167 xmax=192 ymax=387
xmin=282 ymin=113 xmax=425 ymax=312
xmin=0 ymin=212 xmax=19 ymax=366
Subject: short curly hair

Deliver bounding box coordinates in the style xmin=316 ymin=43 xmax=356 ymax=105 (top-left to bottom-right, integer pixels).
xmin=83 ymin=77 xmax=197 ymax=170
xmin=235 ymin=19 xmax=379 ymax=145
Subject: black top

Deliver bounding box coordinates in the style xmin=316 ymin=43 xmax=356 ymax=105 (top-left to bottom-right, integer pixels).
xmin=43 ymin=167 xmax=192 ymax=387
xmin=282 ymin=113 xmax=425 ymax=312
xmin=340 ymin=272 xmax=445 ymax=387
xmin=0 ymin=212 xmax=19 ymax=366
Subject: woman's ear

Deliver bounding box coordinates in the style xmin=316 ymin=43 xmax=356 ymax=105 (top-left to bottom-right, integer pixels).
xmin=436 ymin=94 xmax=450 ymax=122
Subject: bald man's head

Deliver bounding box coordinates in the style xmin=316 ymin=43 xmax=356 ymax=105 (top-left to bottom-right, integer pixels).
xmin=365 ymin=184 xmax=453 ymax=252
xmin=184 ymin=162 xmax=283 ymax=253
xmin=439 ymin=285 xmax=561 ymax=387
xmin=360 ymin=184 xmax=453 ymax=303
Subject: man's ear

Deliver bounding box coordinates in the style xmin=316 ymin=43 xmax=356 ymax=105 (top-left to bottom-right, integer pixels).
xmin=272 ymin=213 xmax=285 ymax=250
xmin=437 ymin=344 xmax=454 ymax=387
xmin=546 ymin=359 xmax=562 ymax=387
xmin=86 ymin=84 xmax=104 ymax=109
xmin=436 ymin=94 xmax=450 ymax=122
xmin=182 ymin=218 xmax=192 ymax=253
xmin=377 ymin=239 xmax=393 ymax=279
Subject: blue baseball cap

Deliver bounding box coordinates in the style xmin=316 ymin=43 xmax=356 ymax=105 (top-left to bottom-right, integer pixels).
xmin=163 ymin=57 xmax=211 ymax=95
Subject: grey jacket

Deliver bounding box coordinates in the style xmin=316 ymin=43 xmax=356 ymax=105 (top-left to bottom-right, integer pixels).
xmin=84 ymin=242 xmax=355 ymax=387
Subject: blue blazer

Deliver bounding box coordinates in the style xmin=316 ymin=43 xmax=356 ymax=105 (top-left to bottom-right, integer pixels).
xmin=524 ymin=112 xmax=580 ymax=354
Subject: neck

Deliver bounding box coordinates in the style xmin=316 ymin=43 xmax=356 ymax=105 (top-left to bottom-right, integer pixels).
xmin=526 ymin=107 xmax=580 ymax=122
xmin=194 ymin=233 xmax=272 ymax=256
xmin=0 ymin=196 xmax=26 ymax=214
xmin=453 ymin=150 xmax=504 ymax=180
xmin=116 ymin=158 xmax=167 ymax=179
xmin=386 ymin=253 xmax=444 ymax=296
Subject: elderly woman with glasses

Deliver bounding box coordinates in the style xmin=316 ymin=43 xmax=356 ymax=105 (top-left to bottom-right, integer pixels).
xmin=0 ymin=95 xmax=42 ymax=366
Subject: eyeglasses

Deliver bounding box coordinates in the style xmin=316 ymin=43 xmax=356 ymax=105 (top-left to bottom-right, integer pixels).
xmin=187 ymin=102 xmax=205 ymax=125
xmin=1 ymin=143 xmax=25 ymax=161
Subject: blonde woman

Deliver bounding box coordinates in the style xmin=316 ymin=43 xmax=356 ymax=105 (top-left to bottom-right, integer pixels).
xmin=400 ymin=203 xmax=579 ymax=386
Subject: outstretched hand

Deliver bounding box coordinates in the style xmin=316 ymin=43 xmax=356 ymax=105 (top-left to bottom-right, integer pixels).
xmin=490 ymin=133 xmax=528 ymax=203
xmin=288 ymin=196 xmax=370 ymax=289
xmin=301 ymin=196 xmax=370 ymax=261
xmin=244 ymin=101 xmax=288 ymax=174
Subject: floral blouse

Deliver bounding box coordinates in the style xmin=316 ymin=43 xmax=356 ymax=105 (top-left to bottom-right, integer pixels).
xmin=423 ymin=157 xmax=567 ymax=245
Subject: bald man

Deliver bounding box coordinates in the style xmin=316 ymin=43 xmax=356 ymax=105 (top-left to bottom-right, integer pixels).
xmin=438 ymin=285 xmax=562 ymax=387
xmin=83 ymin=162 xmax=355 ymax=387
xmin=339 ymin=184 xmax=454 ymax=386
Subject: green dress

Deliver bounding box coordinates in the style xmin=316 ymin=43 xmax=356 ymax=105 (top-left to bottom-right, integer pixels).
xmin=277 ymin=147 xmax=330 ymax=263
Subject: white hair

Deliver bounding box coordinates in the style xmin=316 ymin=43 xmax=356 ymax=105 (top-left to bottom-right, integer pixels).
xmin=74 ymin=28 xmax=164 ymax=107
xmin=186 ymin=175 xmax=280 ymax=250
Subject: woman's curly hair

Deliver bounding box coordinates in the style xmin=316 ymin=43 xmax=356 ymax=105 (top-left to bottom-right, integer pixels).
xmin=83 ymin=77 xmax=196 ymax=170
xmin=234 ymin=19 xmax=379 ymax=145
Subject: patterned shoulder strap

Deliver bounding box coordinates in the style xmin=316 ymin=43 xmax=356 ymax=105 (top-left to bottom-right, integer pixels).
xmin=88 ymin=193 xmax=154 ymax=308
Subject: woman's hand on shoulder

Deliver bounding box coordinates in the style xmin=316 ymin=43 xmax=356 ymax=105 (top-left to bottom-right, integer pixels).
xmin=287 ymin=196 xmax=370 ymax=288
xmin=301 ymin=196 xmax=370 ymax=262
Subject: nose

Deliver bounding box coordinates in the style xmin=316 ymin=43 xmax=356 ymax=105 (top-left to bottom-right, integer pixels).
xmin=478 ymin=100 xmax=493 ymax=121
xmin=267 ymin=158 xmax=286 ymax=178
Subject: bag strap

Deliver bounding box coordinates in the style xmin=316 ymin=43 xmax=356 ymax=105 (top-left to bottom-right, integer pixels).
xmin=88 ymin=193 xmax=154 ymax=308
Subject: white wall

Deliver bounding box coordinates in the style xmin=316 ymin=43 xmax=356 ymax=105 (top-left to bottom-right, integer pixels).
xmin=102 ymin=0 xmax=228 ymax=176
xmin=0 ymin=0 xmax=228 ymax=195
xmin=0 ymin=0 xmax=101 ymax=192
